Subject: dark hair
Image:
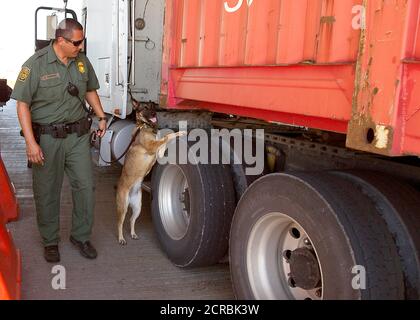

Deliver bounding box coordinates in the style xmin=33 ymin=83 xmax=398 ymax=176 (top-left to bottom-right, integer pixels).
xmin=55 ymin=18 xmax=83 ymax=39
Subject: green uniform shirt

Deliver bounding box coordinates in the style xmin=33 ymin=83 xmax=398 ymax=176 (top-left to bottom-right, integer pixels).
xmin=11 ymin=41 xmax=100 ymax=125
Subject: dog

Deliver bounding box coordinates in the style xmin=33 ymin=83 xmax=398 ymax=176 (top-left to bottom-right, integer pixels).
xmin=116 ymin=109 xmax=186 ymax=245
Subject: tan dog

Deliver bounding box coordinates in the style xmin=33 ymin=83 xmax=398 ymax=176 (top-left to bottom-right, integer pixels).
xmin=116 ymin=118 xmax=186 ymax=245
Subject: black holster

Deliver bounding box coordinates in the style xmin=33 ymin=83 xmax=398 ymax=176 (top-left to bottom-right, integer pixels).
xmin=20 ymin=128 xmax=41 ymax=144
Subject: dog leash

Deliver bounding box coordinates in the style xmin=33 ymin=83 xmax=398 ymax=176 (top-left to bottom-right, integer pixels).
xmin=97 ymin=127 xmax=141 ymax=165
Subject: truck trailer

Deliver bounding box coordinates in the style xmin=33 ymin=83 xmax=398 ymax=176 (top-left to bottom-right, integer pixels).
xmin=33 ymin=0 xmax=420 ymax=300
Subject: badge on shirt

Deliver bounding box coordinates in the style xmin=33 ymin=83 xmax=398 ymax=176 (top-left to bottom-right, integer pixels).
xmin=18 ymin=67 xmax=31 ymax=82
xmin=78 ymin=61 xmax=86 ymax=74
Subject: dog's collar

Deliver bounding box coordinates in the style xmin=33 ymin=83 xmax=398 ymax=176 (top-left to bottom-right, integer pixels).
xmin=137 ymin=121 xmax=158 ymax=133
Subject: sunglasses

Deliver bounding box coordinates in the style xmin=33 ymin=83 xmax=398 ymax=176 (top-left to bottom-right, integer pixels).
xmin=62 ymin=37 xmax=85 ymax=47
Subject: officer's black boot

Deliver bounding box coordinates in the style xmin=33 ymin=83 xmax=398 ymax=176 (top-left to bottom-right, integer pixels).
xmin=44 ymin=245 xmax=60 ymax=263
xmin=70 ymin=236 xmax=98 ymax=259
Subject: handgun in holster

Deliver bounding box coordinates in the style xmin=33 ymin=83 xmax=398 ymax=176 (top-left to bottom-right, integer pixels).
xmin=20 ymin=126 xmax=41 ymax=144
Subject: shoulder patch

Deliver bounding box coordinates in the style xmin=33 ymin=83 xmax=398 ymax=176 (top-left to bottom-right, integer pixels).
xmin=18 ymin=67 xmax=31 ymax=82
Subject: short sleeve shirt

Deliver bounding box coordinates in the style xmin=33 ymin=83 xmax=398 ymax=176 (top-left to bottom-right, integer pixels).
xmin=11 ymin=41 xmax=100 ymax=125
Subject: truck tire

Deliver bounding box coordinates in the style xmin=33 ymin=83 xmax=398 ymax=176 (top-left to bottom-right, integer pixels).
xmin=332 ymin=171 xmax=420 ymax=300
xmin=230 ymin=172 xmax=405 ymax=300
xmin=151 ymin=163 xmax=236 ymax=267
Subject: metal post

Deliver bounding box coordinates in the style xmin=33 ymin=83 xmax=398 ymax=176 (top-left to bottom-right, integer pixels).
xmin=64 ymin=0 xmax=68 ymax=18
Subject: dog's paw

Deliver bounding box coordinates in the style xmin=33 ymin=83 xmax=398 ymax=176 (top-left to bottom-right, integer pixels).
xmin=131 ymin=233 xmax=139 ymax=240
xmin=157 ymin=145 xmax=166 ymax=159
xmin=119 ymin=238 xmax=127 ymax=246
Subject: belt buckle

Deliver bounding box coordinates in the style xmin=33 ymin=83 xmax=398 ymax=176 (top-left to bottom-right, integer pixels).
xmin=53 ymin=124 xmax=68 ymax=139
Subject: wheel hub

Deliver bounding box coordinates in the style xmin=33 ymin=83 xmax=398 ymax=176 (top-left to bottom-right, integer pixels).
xmin=288 ymin=248 xmax=321 ymax=290
xmin=181 ymin=188 xmax=190 ymax=213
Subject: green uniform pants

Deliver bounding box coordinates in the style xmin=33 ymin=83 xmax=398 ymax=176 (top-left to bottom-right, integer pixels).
xmin=32 ymin=132 xmax=94 ymax=246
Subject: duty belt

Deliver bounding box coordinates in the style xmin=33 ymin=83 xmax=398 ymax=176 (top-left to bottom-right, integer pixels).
xmin=32 ymin=117 xmax=92 ymax=139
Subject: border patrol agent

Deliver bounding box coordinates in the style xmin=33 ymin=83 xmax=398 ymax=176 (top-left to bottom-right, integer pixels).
xmin=11 ymin=19 xmax=107 ymax=263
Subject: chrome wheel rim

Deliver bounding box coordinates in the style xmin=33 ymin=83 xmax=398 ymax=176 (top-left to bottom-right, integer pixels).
xmin=158 ymin=165 xmax=191 ymax=240
xmin=246 ymin=212 xmax=324 ymax=300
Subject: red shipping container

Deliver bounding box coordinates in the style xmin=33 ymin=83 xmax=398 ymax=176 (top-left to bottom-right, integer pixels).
xmin=161 ymin=0 xmax=420 ymax=157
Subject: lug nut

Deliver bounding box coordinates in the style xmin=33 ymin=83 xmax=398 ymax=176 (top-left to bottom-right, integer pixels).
xmin=304 ymin=238 xmax=311 ymax=246
xmin=315 ymin=289 xmax=322 ymax=298
xmin=288 ymin=277 xmax=296 ymax=288
xmin=283 ymin=250 xmax=292 ymax=262
xmin=290 ymin=228 xmax=301 ymax=239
